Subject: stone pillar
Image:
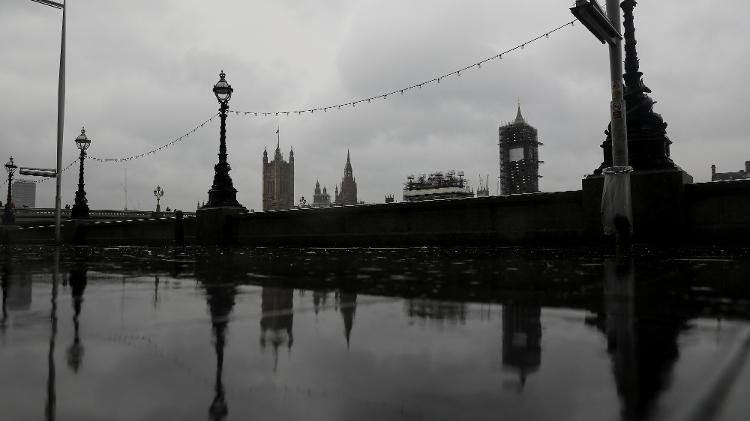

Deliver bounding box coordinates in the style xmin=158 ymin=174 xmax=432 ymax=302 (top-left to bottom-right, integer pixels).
xmin=196 ymin=207 xmax=246 ymax=245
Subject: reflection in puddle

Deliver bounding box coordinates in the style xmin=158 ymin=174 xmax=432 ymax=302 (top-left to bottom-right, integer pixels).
xmin=0 ymin=246 xmax=748 ymax=421
xmin=502 ymin=302 xmax=542 ymax=390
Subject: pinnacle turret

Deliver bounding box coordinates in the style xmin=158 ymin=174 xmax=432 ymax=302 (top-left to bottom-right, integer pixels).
xmin=514 ymin=102 xmax=525 ymax=125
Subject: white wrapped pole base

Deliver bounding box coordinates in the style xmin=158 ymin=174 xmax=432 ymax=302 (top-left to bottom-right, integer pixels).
xmin=601 ymin=166 xmax=633 ymax=237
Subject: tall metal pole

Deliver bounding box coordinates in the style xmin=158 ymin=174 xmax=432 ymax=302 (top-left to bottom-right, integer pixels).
xmin=607 ymin=0 xmax=627 ymax=167
xmin=601 ymin=0 xmax=633 ymax=241
xmin=54 ymin=0 xmax=66 ymax=243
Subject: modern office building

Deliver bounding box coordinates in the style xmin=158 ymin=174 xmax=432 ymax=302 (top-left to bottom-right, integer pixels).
xmin=11 ymin=180 xmax=36 ymax=208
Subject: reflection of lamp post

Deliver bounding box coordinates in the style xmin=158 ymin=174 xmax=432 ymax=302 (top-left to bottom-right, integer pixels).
xmin=46 ymin=248 xmax=60 ymax=421
xmin=3 ymin=157 xmax=17 ymax=225
xmin=30 ymin=0 xmax=66 ymax=243
xmin=66 ymin=264 xmax=86 ymax=373
xmin=197 ymin=252 xmax=238 ymax=421
xmin=71 ymin=127 xmax=91 ymax=219
xmin=571 ymin=0 xmax=633 ymax=240
xmin=1 ymin=258 xmax=9 ymax=335
xmin=153 ymin=185 xmax=164 ymax=213
xmin=206 ymin=71 xmax=242 ymax=208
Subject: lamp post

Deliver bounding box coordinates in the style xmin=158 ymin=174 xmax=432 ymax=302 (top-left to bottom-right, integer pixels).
xmin=3 ymin=157 xmax=18 ymax=225
xmin=30 ymin=0 xmax=66 ymax=243
xmin=571 ymin=0 xmax=633 ymax=240
xmin=206 ymin=71 xmax=242 ymax=208
xmin=153 ymin=185 xmax=164 ymax=213
xmin=71 ymin=127 xmax=90 ymax=219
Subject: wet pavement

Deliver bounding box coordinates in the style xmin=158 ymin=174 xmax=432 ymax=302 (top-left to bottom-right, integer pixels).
xmin=1 ymin=246 xmax=749 ymax=421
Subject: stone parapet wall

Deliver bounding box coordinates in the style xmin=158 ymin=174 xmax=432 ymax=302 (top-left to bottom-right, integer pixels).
xmin=686 ymin=180 xmax=750 ymax=243
xmin=227 ymin=191 xmax=585 ymax=246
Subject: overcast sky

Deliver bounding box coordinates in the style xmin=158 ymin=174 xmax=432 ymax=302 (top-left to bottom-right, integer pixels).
xmin=1 ymin=0 xmax=748 ymax=211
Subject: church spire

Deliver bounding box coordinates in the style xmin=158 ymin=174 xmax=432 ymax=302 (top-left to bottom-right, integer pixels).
xmin=514 ymin=100 xmax=525 ymax=124
xmin=344 ymin=149 xmax=353 ymax=176
xmin=274 ymin=128 xmax=282 ymax=160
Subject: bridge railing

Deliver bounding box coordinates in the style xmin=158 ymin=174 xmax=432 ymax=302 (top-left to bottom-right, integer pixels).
xmin=12 ymin=208 xmax=196 ymax=224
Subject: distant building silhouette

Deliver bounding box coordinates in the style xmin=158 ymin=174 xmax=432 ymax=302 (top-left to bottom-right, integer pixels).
xmin=498 ymin=104 xmax=541 ymax=195
xmin=711 ymin=161 xmax=749 ymax=181
xmin=312 ymin=180 xmax=331 ymax=208
xmin=476 ymin=175 xmax=490 ymax=197
xmin=262 ymin=131 xmax=294 ymax=211
xmin=334 ymin=150 xmax=358 ymax=205
xmin=11 ymin=180 xmax=36 ymax=208
xmin=384 ymin=194 xmax=395 ymax=203
xmin=403 ymin=171 xmax=473 ymax=202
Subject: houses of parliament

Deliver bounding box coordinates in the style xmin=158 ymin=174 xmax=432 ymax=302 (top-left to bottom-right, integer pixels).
xmin=262 ymin=131 xmax=357 ymax=211
xmin=262 ymin=136 xmax=295 ymax=211
xmin=313 ymin=150 xmax=358 ymax=207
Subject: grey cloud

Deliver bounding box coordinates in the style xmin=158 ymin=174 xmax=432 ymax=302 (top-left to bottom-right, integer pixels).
xmin=1 ymin=0 xmax=748 ymax=211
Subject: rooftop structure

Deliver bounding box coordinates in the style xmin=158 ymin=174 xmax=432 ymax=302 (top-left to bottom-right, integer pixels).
xmin=712 ymin=162 xmax=750 ymax=182
xmin=403 ymin=171 xmax=474 ymax=202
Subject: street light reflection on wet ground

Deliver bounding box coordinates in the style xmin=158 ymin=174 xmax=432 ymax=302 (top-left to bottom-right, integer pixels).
xmin=0 ymin=245 xmax=749 ymax=421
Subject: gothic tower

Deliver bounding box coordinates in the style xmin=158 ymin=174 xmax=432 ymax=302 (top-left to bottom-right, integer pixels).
xmin=262 ymin=130 xmax=294 ymax=211
xmin=498 ymin=104 xmax=542 ymax=195
xmin=312 ymin=180 xmax=331 ymax=208
xmin=334 ymin=150 xmax=358 ymax=205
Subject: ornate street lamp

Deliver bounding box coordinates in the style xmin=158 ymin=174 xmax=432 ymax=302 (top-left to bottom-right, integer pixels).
xmin=206 ymin=71 xmax=242 ymax=208
xmin=3 ymin=157 xmax=18 ymax=225
xmin=71 ymin=127 xmax=91 ymax=219
xmin=153 ymin=185 xmax=164 ymax=213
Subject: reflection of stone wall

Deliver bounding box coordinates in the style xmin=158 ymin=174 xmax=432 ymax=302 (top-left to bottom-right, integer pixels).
xmin=502 ymin=304 xmax=541 ymax=384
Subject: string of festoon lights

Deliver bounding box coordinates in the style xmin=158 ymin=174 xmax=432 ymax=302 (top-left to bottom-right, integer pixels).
xmin=45 ymin=19 xmax=577 ymax=168
xmin=19 ymin=113 xmax=218 ymax=183
xmin=86 ymin=113 xmax=219 ymax=164
xmin=231 ymin=19 xmax=577 ymax=117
